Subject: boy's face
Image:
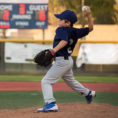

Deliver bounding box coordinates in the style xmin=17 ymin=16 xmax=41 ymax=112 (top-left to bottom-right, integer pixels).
xmin=58 ymin=19 xmax=71 ymax=27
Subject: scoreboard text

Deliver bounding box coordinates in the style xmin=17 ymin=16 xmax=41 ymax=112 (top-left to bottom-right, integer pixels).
xmin=0 ymin=4 xmax=48 ymax=29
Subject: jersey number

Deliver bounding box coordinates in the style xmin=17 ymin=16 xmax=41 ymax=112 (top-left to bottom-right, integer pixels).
xmin=67 ymin=39 xmax=73 ymax=54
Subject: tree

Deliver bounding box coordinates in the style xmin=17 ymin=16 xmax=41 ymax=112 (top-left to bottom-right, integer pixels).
xmin=48 ymin=0 xmax=66 ymax=25
xmin=85 ymin=0 xmax=117 ymax=24
xmin=48 ymin=0 xmax=118 ymax=24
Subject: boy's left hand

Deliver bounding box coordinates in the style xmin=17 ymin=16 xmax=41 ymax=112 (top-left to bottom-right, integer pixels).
xmin=34 ymin=49 xmax=55 ymax=67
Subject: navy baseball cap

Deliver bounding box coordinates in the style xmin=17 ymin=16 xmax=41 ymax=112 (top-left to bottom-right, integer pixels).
xmin=54 ymin=10 xmax=77 ymax=24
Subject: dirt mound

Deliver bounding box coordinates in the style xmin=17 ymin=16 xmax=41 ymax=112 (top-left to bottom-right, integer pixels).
xmin=0 ymin=102 xmax=118 ymax=118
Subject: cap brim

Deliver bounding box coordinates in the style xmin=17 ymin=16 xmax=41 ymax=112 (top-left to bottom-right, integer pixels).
xmin=54 ymin=14 xmax=63 ymax=19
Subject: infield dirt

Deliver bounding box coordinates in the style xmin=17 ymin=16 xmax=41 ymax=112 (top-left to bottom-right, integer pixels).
xmin=0 ymin=102 xmax=118 ymax=118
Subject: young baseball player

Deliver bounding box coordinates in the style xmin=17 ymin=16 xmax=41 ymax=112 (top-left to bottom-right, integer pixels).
xmin=37 ymin=6 xmax=96 ymax=112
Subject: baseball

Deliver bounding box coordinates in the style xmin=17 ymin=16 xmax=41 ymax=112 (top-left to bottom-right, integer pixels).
xmin=82 ymin=6 xmax=87 ymax=11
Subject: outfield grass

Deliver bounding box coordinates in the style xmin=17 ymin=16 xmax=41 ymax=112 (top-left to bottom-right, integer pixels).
xmin=0 ymin=91 xmax=118 ymax=109
xmin=0 ymin=75 xmax=118 ymax=83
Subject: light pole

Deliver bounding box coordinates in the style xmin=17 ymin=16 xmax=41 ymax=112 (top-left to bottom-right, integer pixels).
xmin=81 ymin=0 xmax=85 ymax=28
xmin=81 ymin=0 xmax=87 ymax=72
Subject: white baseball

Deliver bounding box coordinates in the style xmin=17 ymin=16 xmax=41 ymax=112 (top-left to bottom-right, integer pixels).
xmin=82 ymin=6 xmax=87 ymax=11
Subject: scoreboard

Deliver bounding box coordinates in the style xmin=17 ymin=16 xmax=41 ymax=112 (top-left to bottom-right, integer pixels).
xmin=0 ymin=0 xmax=48 ymax=29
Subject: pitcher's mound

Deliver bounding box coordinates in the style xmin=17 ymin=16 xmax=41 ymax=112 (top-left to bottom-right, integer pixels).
xmin=0 ymin=102 xmax=118 ymax=118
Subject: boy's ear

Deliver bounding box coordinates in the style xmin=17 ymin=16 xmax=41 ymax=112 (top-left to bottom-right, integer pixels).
xmin=66 ymin=21 xmax=71 ymax=26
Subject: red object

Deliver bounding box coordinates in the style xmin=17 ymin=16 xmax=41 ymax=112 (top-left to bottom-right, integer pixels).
xmin=0 ymin=25 xmax=10 ymax=29
xmin=50 ymin=49 xmax=55 ymax=55
xmin=3 ymin=10 xmax=10 ymax=21
xmin=39 ymin=10 xmax=46 ymax=21
xmin=19 ymin=4 xmax=25 ymax=14
xmin=0 ymin=82 xmax=118 ymax=92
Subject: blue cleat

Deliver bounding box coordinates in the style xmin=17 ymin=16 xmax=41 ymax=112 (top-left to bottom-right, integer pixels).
xmin=85 ymin=91 xmax=96 ymax=104
xmin=37 ymin=102 xmax=58 ymax=112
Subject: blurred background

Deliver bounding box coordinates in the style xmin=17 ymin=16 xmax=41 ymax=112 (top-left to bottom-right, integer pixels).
xmin=0 ymin=0 xmax=118 ymax=75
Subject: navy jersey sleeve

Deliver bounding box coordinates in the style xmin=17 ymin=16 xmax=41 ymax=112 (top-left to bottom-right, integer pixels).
xmin=55 ymin=27 xmax=68 ymax=42
xmin=75 ymin=27 xmax=89 ymax=39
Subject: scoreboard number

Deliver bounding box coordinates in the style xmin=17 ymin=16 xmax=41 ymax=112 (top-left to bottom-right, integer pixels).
xmin=0 ymin=10 xmax=10 ymax=21
xmin=35 ymin=10 xmax=46 ymax=21
xmin=3 ymin=10 xmax=10 ymax=21
xmin=19 ymin=4 xmax=25 ymax=15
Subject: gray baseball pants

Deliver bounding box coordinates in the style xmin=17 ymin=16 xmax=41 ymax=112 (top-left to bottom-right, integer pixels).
xmin=41 ymin=56 xmax=89 ymax=104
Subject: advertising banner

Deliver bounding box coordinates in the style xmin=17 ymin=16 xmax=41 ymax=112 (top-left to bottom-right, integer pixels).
xmin=76 ymin=44 xmax=118 ymax=68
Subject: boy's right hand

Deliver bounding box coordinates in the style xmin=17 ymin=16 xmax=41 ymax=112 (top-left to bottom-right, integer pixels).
xmin=82 ymin=6 xmax=91 ymax=17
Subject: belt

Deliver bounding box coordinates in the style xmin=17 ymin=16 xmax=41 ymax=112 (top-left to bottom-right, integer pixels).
xmin=56 ymin=55 xmax=69 ymax=60
xmin=64 ymin=56 xmax=68 ymax=60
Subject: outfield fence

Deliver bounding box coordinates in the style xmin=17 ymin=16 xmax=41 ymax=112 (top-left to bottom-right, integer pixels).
xmin=0 ymin=39 xmax=118 ymax=75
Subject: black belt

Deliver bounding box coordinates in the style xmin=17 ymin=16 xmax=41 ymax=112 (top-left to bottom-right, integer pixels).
xmin=56 ymin=55 xmax=69 ymax=60
xmin=64 ymin=56 xmax=68 ymax=60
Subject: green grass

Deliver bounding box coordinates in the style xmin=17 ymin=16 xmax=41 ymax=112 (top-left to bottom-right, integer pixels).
xmin=0 ymin=75 xmax=43 ymax=82
xmin=75 ymin=76 xmax=118 ymax=83
xmin=0 ymin=91 xmax=118 ymax=109
xmin=0 ymin=75 xmax=118 ymax=83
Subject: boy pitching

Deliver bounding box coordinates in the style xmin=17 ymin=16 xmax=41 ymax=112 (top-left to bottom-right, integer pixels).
xmin=37 ymin=6 xmax=96 ymax=112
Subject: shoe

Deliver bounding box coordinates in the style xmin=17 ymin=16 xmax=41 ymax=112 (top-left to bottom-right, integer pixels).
xmin=85 ymin=91 xmax=96 ymax=104
xmin=37 ymin=102 xmax=58 ymax=112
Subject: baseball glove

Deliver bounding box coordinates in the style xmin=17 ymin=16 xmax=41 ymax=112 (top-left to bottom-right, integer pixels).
xmin=34 ymin=49 xmax=55 ymax=67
